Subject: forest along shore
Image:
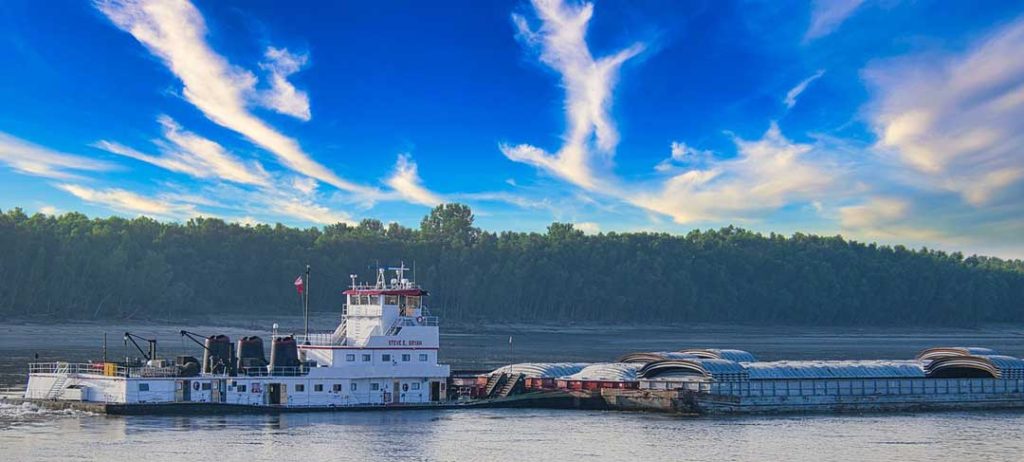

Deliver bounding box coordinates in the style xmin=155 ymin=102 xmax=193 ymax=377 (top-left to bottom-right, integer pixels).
xmin=1 ymin=204 xmax=1023 ymax=326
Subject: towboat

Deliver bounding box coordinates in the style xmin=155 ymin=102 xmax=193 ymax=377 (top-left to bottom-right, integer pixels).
xmin=23 ymin=265 xmax=451 ymax=411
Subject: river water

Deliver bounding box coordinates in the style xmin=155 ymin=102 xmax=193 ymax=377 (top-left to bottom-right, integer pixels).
xmin=3 ymin=320 xmax=1024 ymax=461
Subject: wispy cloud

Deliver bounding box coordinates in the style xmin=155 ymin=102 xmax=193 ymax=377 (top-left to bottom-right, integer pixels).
xmin=95 ymin=115 xmax=271 ymax=186
xmin=95 ymin=0 xmax=376 ymax=197
xmin=57 ymin=183 xmax=199 ymax=219
xmin=655 ymin=141 xmax=713 ymax=172
xmin=385 ymin=154 xmax=443 ymax=207
xmin=805 ymin=0 xmax=864 ymax=41
xmin=0 ymin=131 xmax=113 ymax=179
xmin=784 ymin=69 xmax=825 ymax=109
xmin=633 ymin=123 xmax=838 ymax=223
xmin=865 ymin=16 xmax=1024 ymax=206
xmin=501 ymin=0 xmax=644 ymax=190
xmin=258 ymin=47 xmax=311 ymax=121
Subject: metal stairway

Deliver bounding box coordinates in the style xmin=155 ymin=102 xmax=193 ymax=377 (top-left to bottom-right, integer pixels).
xmin=44 ymin=363 xmax=70 ymax=400
xmin=495 ymin=373 xmax=524 ymax=398
xmin=483 ymin=373 xmax=508 ymax=398
xmin=331 ymin=321 xmax=347 ymax=345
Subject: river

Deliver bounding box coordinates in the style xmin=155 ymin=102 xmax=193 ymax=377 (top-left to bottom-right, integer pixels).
xmin=3 ymin=319 xmax=1024 ymax=461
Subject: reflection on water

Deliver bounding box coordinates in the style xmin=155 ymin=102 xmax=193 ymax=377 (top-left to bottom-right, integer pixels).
xmin=4 ymin=406 xmax=1024 ymax=461
xmin=3 ymin=321 xmax=1024 ymax=461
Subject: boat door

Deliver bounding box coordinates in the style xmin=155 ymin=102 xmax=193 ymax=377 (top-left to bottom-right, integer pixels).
xmin=392 ymin=381 xmax=401 ymax=404
xmin=430 ymin=381 xmax=441 ymax=401
xmin=212 ymin=379 xmax=224 ymax=403
xmin=179 ymin=380 xmax=191 ymax=401
xmin=268 ymin=383 xmax=281 ymax=405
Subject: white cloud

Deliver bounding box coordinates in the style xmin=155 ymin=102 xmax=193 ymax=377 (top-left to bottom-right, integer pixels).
xmin=258 ymin=47 xmax=311 ymax=121
xmin=655 ymin=141 xmax=713 ymax=172
xmin=57 ymin=183 xmax=199 ymax=219
xmin=838 ymin=196 xmax=952 ymax=244
xmin=784 ymin=69 xmax=825 ymax=109
xmin=839 ymin=196 xmax=908 ymax=230
xmin=385 ymin=154 xmax=443 ymax=207
xmin=95 ymin=115 xmax=270 ymax=186
xmin=39 ymin=205 xmax=60 ymax=215
xmin=260 ymin=194 xmax=352 ymax=225
xmin=0 ymin=131 xmax=113 ymax=179
xmin=502 ymin=0 xmax=643 ymax=190
xmin=573 ymin=221 xmax=600 ymax=234
xmin=96 ymin=0 xmax=376 ymax=197
xmin=633 ymin=123 xmax=837 ymax=223
xmin=805 ymin=0 xmax=864 ymax=41
xmin=865 ymin=16 xmax=1024 ymax=206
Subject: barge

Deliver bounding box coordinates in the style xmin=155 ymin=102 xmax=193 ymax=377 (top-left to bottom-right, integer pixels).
xmin=14 ymin=263 xmax=1024 ymax=416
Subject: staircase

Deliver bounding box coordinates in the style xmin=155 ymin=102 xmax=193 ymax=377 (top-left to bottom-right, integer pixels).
xmin=483 ymin=373 xmax=508 ymax=398
xmin=44 ymin=363 xmax=70 ymax=400
xmin=331 ymin=321 xmax=347 ymax=345
xmin=496 ymin=373 xmax=524 ymax=398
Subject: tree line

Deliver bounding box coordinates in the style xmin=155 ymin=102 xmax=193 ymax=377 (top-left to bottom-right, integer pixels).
xmin=1 ymin=204 xmax=1022 ymax=326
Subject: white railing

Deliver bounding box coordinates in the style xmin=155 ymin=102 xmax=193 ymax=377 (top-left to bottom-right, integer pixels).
xmin=347 ymin=305 xmax=383 ymax=317
xmin=29 ymin=362 xmax=178 ymax=378
xmin=30 ymin=362 xmax=115 ymax=375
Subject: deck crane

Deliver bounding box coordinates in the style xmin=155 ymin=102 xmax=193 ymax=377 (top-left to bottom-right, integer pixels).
xmin=123 ymin=332 xmax=157 ymax=365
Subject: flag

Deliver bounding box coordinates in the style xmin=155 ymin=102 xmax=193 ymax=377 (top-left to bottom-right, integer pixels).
xmin=509 ymin=336 xmax=513 ymax=344
xmin=294 ymin=276 xmax=304 ymax=294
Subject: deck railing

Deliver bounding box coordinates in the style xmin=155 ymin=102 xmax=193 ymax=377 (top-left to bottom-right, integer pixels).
xmin=28 ymin=361 xmax=179 ymax=378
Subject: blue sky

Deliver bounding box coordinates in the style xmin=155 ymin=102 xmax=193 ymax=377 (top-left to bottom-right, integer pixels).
xmin=2 ymin=0 xmax=1023 ymax=257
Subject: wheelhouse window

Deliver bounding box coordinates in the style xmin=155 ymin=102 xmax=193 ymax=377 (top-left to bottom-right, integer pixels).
xmin=368 ymin=295 xmax=381 ymax=305
xmin=201 ymin=382 xmax=211 ymax=390
xmin=384 ymin=295 xmax=399 ymax=305
xmin=371 ymin=383 xmax=380 ymax=391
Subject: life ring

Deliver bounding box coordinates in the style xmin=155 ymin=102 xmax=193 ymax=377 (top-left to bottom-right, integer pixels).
xmin=416 ymin=316 xmax=424 ymax=323
xmin=193 ymin=382 xmax=200 ymax=391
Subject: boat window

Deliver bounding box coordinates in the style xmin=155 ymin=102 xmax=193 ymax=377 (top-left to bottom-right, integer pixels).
xmin=138 ymin=383 xmax=149 ymax=392
xmin=368 ymin=295 xmax=381 ymax=305
xmin=362 ymin=354 xmax=371 ymax=362
xmin=385 ymin=295 xmax=399 ymax=305
xmin=382 ymin=354 xmax=392 ymax=362
xmin=419 ymin=354 xmax=428 ymax=362
xmin=314 ymin=384 xmax=323 ymax=392
xmin=411 ymin=383 xmax=420 ymax=390
xmin=350 ymin=383 xmax=358 ymax=391
xmin=201 ymin=382 xmax=211 ymax=390
xmin=402 ymin=383 xmax=409 ymax=392
xmin=238 ymin=385 xmax=247 ymax=392
xmin=346 ymin=354 xmax=355 ymax=362
xmin=371 ymin=383 xmax=380 ymax=391
xmin=332 ymin=384 xmax=342 ymax=392
xmin=402 ymin=354 xmax=411 ymax=362
xmin=295 ymin=384 xmax=305 ymax=392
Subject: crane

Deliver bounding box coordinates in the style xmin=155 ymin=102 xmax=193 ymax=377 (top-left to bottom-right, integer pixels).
xmin=123 ymin=332 xmax=157 ymax=364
